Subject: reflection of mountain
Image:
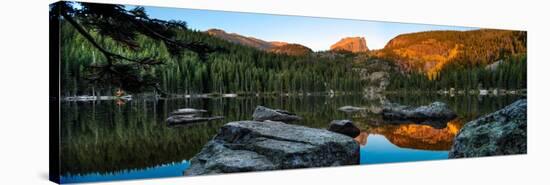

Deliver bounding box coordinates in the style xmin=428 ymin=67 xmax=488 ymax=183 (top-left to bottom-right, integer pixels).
xmin=364 ymin=119 xmax=463 ymax=151
xmin=354 ymin=132 xmax=369 ymax=146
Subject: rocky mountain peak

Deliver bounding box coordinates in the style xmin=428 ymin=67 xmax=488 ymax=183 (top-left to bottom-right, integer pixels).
xmin=330 ymin=37 xmax=369 ymax=53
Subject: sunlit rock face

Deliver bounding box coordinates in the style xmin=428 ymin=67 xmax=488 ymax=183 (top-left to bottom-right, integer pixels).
xmin=373 ymin=29 xmax=526 ymax=77
xmin=330 ymin=37 xmax=369 ymax=53
xmin=360 ymin=119 xmax=464 ymax=151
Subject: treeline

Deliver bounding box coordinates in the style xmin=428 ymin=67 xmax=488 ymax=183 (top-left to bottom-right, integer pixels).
xmin=60 ymin=20 xmax=364 ymax=96
xmin=387 ymin=54 xmax=527 ymax=91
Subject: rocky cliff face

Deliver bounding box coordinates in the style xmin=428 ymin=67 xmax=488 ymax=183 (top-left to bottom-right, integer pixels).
xmin=206 ymin=28 xmax=312 ymax=56
xmin=330 ymin=37 xmax=369 ymax=53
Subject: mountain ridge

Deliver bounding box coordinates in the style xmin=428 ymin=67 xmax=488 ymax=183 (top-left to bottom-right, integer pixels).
xmin=205 ymin=28 xmax=312 ymax=56
xmin=374 ymin=29 xmax=527 ymax=76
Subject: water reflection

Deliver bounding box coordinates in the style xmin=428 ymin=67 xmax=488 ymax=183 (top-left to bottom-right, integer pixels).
xmin=359 ymin=119 xmax=464 ymax=151
xmin=60 ymin=161 xmax=190 ymax=183
xmin=59 ymin=94 xmax=522 ymax=182
xmin=359 ymin=135 xmax=449 ymax=164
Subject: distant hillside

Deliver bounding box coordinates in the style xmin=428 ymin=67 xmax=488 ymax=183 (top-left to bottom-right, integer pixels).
xmin=205 ymin=28 xmax=312 ymax=56
xmin=374 ymin=29 xmax=527 ymax=76
xmin=330 ymin=37 xmax=369 ymax=53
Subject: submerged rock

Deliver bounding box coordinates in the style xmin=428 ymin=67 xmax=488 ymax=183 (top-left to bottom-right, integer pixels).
xmin=166 ymin=108 xmax=223 ymax=125
xmin=169 ymin=108 xmax=207 ymax=116
xmin=166 ymin=115 xmax=224 ymax=125
xmin=328 ymin=120 xmax=361 ymax=138
xmin=184 ymin=121 xmax=359 ymax=176
xmin=449 ymin=99 xmax=527 ymax=158
xmin=338 ymin=106 xmax=366 ymax=113
xmin=252 ymin=106 xmax=302 ymax=122
xmin=381 ymin=102 xmax=457 ymax=127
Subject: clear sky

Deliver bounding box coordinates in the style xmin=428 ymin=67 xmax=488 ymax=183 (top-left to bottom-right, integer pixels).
xmin=130 ymin=5 xmax=478 ymax=51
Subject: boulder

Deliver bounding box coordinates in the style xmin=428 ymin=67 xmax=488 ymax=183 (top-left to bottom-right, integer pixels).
xmin=184 ymin=121 xmax=359 ymax=176
xmin=381 ymin=102 xmax=457 ymax=128
xmin=328 ymin=120 xmax=361 ymax=138
xmin=449 ymin=99 xmax=527 ymax=158
xmin=338 ymin=106 xmax=366 ymax=113
xmin=252 ymin=106 xmax=302 ymax=122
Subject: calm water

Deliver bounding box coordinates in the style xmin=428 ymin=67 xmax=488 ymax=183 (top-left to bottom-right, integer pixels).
xmin=59 ymin=94 xmax=523 ymax=183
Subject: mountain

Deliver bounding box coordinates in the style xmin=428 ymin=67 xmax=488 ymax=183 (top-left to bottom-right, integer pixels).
xmin=330 ymin=37 xmax=369 ymax=53
xmin=205 ymin=28 xmax=312 ymax=56
xmin=206 ymin=29 xmax=273 ymax=50
xmin=374 ymin=29 xmax=527 ymax=76
xmin=268 ymin=43 xmax=313 ymax=56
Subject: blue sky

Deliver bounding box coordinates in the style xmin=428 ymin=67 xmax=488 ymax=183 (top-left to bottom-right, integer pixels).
xmin=130 ymin=5 xmax=478 ymax=51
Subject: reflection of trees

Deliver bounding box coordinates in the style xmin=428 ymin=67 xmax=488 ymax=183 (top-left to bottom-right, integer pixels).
xmin=60 ymin=95 xmax=369 ymax=176
xmin=60 ymin=93 xmax=521 ymax=175
xmin=60 ymin=101 xmax=223 ymax=176
xmin=362 ymin=119 xmax=464 ymax=151
xmin=386 ymin=94 xmax=524 ymax=121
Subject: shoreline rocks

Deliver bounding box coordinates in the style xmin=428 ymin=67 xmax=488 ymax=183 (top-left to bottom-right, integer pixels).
xmin=184 ymin=121 xmax=359 ymax=176
xmin=252 ymin=106 xmax=302 ymax=122
xmin=328 ymin=120 xmax=361 ymax=138
xmin=381 ymin=102 xmax=457 ymax=128
xmin=449 ymin=99 xmax=527 ymax=158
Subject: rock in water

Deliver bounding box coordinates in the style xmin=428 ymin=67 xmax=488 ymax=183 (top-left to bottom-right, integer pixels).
xmin=328 ymin=120 xmax=361 ymax=138
xmin=184 ymin=121 xmax=360 ymax=176
xmin=169 ymin=108 xmax=207 ymax=116
xmin=166 ymin=115 xmax=224 ymax=125
xmin=338 ymin=106 xmax=366 ymax=113
xmin=381 ymin=102 xmax=457 ymax=127
xmin=449 ymin=99 xmax=527 ymax=158
xmin=252 ymin=106 xmax=302 ymax=122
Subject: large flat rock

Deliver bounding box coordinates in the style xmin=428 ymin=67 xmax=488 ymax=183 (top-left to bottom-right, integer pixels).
xmin=184 ymin=121 xmax=359 ymax=176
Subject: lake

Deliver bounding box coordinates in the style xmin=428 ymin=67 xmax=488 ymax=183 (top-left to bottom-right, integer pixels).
xmin=59 ymin=93 xmax=523 ymax=183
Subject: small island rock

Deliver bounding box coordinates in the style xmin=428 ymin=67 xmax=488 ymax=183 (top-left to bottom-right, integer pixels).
xmin=252 ymin=106 xmax=302 ymax=122
xmin=381 ymin=102 xmax=457 ymax=127
xmin=328 ymin=120 xmax=361 ymax=138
